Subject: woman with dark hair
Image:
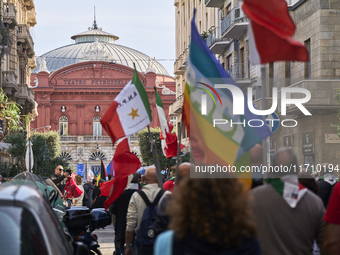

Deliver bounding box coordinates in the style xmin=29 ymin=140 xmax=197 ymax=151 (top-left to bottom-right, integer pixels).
xmin=91 ymin=179 xmax=107 ymax=208
xmin=154 ymin=178 xmax=261 ymax=255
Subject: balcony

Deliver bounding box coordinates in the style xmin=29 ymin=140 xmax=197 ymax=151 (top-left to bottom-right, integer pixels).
xmin=174 ymin=48 xmax=188 ymax=75
xmin=59 ymin=135 xmax=140 ymax=143
xmin=3 ymin=2 xmax=17 ymax=28
xmin=227 ymin=63 xmax=253 ymax=87
xmin=206 ymin=27 xmax=231 ymax=55
xmin=205 ymin=0 xmax=224 ymax=8
xmin=17 ymin=24 xmax=34 ymax=57
xmin=221 ymin=7 xmax=249 ymax=39
xmin=2 ymin=71 xmax=18 ymax=95
xmin=169 ymin=93 xmax=184 ymax=116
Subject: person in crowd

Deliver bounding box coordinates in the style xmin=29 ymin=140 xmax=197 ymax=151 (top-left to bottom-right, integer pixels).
xmin=153 ymin=162 xmax=191 ymax=238
xmin=50 ymin=165 xmax=69 ymax=193
xmin=323 ymin=182 xmax=340 ymax=254
xmin=299 ymin=172 xmax=319 ymax=194
xmin=0 ymin=175 xmax=6 ymax=184
xmin=250 ymin=148 xmax=325 ymax=255
xmin=83 ymin=179 xmax=95 ymax=207
xmin=111 ymin=172 xmax=139 ymax=255
xmin=125 ymin=166 xmax=170 ymax=255
xmin=91 ymin=179 xmax=107 ymax=208
xmin=73 ymin=175 xmax=84 ymax=206
xmin=154 ymin=177 xmax=261 ymax=255
xmin=163 ymin=168 xmax=176 ymax=192
xmin=317 ymin=163 xmax=338 ymax=208
xmin=250 ymin=144 xmax=263 ymax=189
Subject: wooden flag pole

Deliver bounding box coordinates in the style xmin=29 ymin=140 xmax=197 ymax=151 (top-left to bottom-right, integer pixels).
xmin=174 ymin=121 xmax=183 ymax=187
xmin=147 ymin=125 xmax=163 ymax=188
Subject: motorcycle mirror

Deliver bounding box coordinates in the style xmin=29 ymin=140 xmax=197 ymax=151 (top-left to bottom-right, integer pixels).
xmin=49 ymin=190 xmax=57 ymax=203
xmin=74 ymin=242 xmax=90 ymax=255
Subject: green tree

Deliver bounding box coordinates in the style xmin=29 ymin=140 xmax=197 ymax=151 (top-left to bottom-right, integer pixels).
xmin=4 ymin=130 xmax=68 ymax=177
xmin=3 ymin=132 xmax=26 ymax=174
xmin=138 ymin=127 xmax=190 ymax=170
xmin=0 ymin=89 xmax=24 ymax=143
xmin=30 ymin=130 xmax=68 ymax=176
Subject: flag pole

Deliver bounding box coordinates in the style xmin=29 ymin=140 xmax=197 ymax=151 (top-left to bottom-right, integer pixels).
xmin=147 ymin=125 xmax=163 ymax=188
xmin=261 ymin=66 xmax=268 ymax=169
xmin=174 ymin=121 xmax=183 ymax=187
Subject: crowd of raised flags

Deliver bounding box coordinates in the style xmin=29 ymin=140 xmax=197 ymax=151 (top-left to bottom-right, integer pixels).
xmin=72 ymin=0 xmax=311 ymax=215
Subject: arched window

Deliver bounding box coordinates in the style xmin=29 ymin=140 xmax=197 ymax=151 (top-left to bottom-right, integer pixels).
xmin=59 ymin=152 xmax=72 ymax=161
xmin=93 ymin=116 xmax=102 ymax=136
xmin=59 ymin=116 xmax=68 ymax=136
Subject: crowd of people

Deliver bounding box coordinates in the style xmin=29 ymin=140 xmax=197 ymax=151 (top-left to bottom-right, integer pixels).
xmin=46 ymin=146 xmax=340 ymax=255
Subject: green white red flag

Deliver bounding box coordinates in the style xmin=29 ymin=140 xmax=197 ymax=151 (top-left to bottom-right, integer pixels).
xmin=266 ymin=175 xmax=307 ymax=208
xmin=101 ymin=69 xmax=152 ymax=146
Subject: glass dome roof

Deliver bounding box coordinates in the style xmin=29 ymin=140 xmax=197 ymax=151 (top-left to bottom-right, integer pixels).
xmin=33 ymin=23 xmax=170 ymax=76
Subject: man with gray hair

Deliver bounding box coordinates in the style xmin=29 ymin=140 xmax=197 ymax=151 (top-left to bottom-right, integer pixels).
xmin=125 ymin=166 xmax=170 ymax=255
xmin=250 ymin=148 xmax=325 ymax=255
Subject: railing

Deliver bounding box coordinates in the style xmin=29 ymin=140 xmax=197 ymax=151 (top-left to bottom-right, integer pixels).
xmin=2 ymin=71 xmax=17 ymax=85
xmin=169 ymin=93 xmax=184 ymax=114
xmin=60 ymin=136 xmax=78 ymax=142
xmin=221 ymin=7 xmax=248 ymax=36
xmin=17 ymin=24 xmax=34 ymax=55
xmin=60 ymin=135 xmax=139 ymax=142
xmin=83 ymin=136 xmax=111 ymax=142
xmin=227 ymin=63 xmax=250 ymax=80
xmin=174 ymin=48 xmax=189 ymax=73
xmin=206 ymin=27 xmax=230 ymax=48
xmin=3 ymin=3 xmax=16 ymax=25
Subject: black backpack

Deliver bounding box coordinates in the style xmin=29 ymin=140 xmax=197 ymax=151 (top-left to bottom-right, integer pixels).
xmin=136 ymin=189 xmax=165 ymax=254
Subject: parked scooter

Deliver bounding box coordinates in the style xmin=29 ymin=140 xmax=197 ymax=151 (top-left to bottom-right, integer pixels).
xmin=64 ymin=207 xmax=112 ymax=255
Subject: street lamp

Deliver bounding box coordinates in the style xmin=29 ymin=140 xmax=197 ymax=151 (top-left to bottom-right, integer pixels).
xmin=26 ymin=125 xmax=51 ymax=172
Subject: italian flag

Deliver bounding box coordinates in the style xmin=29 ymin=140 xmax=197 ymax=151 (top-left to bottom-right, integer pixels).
xmin=242 ymin=0 xmax=308 ymax=64
xmin=266 ymin=175 xmax=307 ymax=208
xmin=101 ymin=69 xmax=152 ymax=145
xmin=154 ymin=87 xmax=170 ymax=156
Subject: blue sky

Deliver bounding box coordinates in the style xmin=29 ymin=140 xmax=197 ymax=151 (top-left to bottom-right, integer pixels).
xmin=32 ymin=0 xmax=175 ymax=76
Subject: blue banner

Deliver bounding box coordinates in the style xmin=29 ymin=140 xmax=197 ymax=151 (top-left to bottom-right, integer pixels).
xmin=77 ymin=164 xmax=84 ymax=176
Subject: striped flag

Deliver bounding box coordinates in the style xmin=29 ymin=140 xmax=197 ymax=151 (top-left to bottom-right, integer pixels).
xmin=183 ymin=9 xmax=271 ymax=186
xmin=101 ymin=69 xmax=152 ymax=146
xmin=97 ymin=159 xmax=108 ymax=186
xmin=242 ymin=0 xmax=308 ymax=64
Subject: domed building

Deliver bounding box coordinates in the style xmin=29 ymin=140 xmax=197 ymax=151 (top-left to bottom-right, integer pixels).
xmin=30 ymin=20 xmax=176 ymax=173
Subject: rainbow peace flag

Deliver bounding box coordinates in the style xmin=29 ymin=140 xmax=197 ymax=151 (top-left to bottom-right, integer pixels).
xmin=183 ymin=9 xmax=271 ymax=184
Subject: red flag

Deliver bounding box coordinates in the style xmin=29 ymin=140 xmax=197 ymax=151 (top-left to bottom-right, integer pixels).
xmin=63 ymin=177 xmax=83 ymax=199
xmin=164 ymin=131 xmax=185 ymax=158
xmin=242 ymin=0 xmax=308 ymax=64
xmin=101 ymin=138 xmax=141 ymax=210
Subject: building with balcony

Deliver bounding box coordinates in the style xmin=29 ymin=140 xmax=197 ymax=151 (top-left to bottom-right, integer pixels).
xmin=173 ymin=0 xmax=340 ymax=167
xmin=172 ymin=0 xmax=218 ymax=147
xmin=1 ymin=0 xmax=38 ymax=123
xmin=30 ymin=20 xmax=176 ymax=172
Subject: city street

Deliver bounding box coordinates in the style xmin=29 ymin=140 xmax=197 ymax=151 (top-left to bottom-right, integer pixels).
xmin=93 ymin=224 xmax=115 ymax=255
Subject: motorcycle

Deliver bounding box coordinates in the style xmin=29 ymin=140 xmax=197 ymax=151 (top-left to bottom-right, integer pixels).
xmin=64 ymin=207 xmax=112 ymax=255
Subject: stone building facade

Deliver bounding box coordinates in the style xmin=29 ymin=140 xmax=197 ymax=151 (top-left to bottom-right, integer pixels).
xmin=1 ymin=0 xmax=38 ymax=122
xmin=30 ymin=22 xmax=176 ymax=172
xmin=172 ymin=0 xmax=340 ymax=169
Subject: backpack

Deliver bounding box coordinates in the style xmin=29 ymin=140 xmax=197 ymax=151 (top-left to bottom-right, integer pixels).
xmin=136 ymin=189 xmax=165 ymax=254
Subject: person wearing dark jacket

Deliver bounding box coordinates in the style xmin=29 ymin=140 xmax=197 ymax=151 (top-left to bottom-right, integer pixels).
xmin=153 ymin=163 xmax=190 ymax=239
xmin=91 ymin=179 xmax=107 ymax=208
xmin=50 ymin=165 xmax=69 ymax=194
xmin=317 ymin=163 xmax=338 ymax=208
xmin=83 ymin=180 xmax=95 ymax=207
xmin=111 ymin=172 xmax=139 ymax=255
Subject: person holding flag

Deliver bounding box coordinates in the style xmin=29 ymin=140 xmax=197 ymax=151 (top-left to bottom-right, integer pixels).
xmin=155 ymin=87 xmax=185 ymax=158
